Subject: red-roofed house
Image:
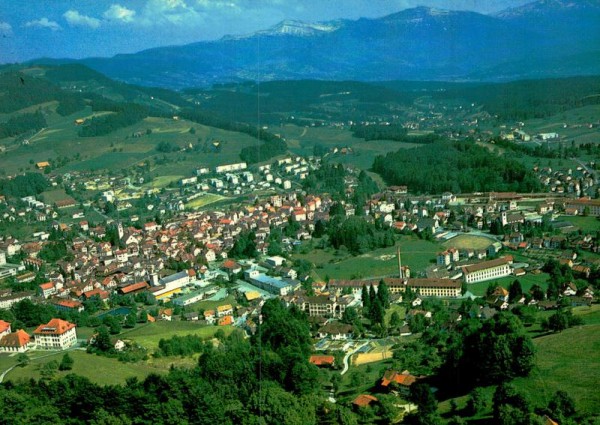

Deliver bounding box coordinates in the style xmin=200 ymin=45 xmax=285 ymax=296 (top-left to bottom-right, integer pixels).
xmin=309 ymin=355 xmax=335 ymax=367
xmin=221 ymin=259 xmax=242 ymax=276
xmin=119 ymin=281 xmax=149 ymax=295
xmin=54 ymin=299 xmax=84 ymax=313
xmin=38 ymin=281 xmax=57 ymax=299
xmin=33 ymin=318 xmax=77 ymax=350
xmin=0 ymin=320 xmax=11 ymax=339
xmin=218 ymin=315 xmax=233 ymax=326
xmin=380 ymin=370 xmax=418 ymax=395
xmin=0 ymin=329 xmax=31 ymax=353
xmin=352 ymin=394 xmax=378 ymax=408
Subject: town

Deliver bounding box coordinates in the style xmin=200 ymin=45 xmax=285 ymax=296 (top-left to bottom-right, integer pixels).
xmin=0 ymin=148 xmax=598 ymax=423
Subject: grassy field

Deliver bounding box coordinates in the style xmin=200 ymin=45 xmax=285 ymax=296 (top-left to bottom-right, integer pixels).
xmin=4 ymin=350 xmax=163 ymax=386
xmin=555 ymin=215 xmax=600 ymax=232
xmin=466 ymin=272 xmax=550 ymax=297
xmin=279 ymin=124 xmax=418 ymax=170
xmin=118 ymin=321 xmax=235 ymax=351
xmin=301 ymin=237 xmax=442 ymax=281
xmin=185 ymin=193 xmax=226 ymax=209
xmin=443 ymin=234 xmax=497 ymax=250
xmin=184 ymin=294 xmax=238 ymax=313
xmin=512 ymin=324 xmax=600 ymax=415
xmin=385 ymin=305 xmax=406 ymax=326
xmin=523 ymin=104 xmax=600 ymax=144
xmin=0 ymin=105 xmax=261 ymax=176
xmin=338 ymin=359 xmax=394 ymax=400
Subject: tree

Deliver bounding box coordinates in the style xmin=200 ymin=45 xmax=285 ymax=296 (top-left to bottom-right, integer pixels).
xmin=409 ymin=382 xmax=437 ymax=416
xmin=378 ymin=280 xmax=390 ymax=309
xmin=90 ymin=325 xmax=112 ymax=352
xmin=530 ymin=284 xmax=545 ymax=301
xmin=545 ymin=310 xmax=569 ymax=332
xmin=509 ymin=280 xmax=523 ymax=303
xmin=361 ymin=285 xmax=370 ymax=315
xmin=102 ymin=315 xmax=122 ymax=334
xmin=547 ymin=390 xmax=576 ymax=420
xmin=389 ymin=311 xmax=402 ymax=330
xmin=124 ymin=312 xmax=137 ymax=329
xmin=467 ymin=387 xmax=487 ymax=415
xmin=16 ymin=353 xmax=29 ymax=367
xmin=40 ymin=360 xmax=59 ymax=381
xmin=59 ymin=353 xmax=74 ymax=371
xmin=377 ymin=394 xmax=400 ymax=423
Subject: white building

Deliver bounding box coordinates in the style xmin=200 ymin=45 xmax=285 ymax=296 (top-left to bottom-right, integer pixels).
xmin=33 ymin=318 xmax=77 ymax=350
xmin=215 ymin=162 xmax=247 ymax=173
xmin=462 ymin=256 xmax=513 ymax=284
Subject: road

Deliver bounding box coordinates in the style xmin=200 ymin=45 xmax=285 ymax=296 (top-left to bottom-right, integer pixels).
xmin=340 ymin=340 xmax=369 ymax=375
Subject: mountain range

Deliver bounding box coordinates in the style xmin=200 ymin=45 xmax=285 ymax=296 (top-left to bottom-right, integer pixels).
xmin=36 ymin=0 xmax=600 ymax=89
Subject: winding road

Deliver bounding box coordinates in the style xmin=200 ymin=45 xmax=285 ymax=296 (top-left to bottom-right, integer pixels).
xmin=340 ymin=340 xmax=369 ymax=375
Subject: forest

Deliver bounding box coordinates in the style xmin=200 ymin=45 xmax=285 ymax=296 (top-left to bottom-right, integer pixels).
xmin=0 ymin=71 xmax=86 ymax=118
xmin=179 ymin=108 xmax=288 ymax=163
xmin=351 ymin=125 xmax=439 ymax=144
xmin=0 ymin=300 xmax=354 ymax=425
xmin=0 ymin=173 xmax=48 ymax=198
xmin=372 ymin=140 xmax=542 ymax=194
xmin=78 ymin=102 xmax=150 ymax=138
xmin=0 ymin=111 xmax=47 ymax=139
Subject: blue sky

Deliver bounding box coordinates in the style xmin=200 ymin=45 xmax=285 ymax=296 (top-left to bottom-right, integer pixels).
xmin=0 ymin=0 xmax=532 ymax=63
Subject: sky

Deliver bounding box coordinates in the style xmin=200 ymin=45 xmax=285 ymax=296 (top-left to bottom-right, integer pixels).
xmin=0 ymin=0 xmax=533 ymax=63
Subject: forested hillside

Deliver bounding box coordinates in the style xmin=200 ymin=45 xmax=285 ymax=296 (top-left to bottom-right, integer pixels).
xmin=373 ymin=141 xmax=542 ymax=194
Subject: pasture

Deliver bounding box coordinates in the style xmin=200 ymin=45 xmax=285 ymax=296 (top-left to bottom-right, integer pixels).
xmin=279 ymin=124 xmax=418 ymax=170
xmin=302 ymin=237 xmax=442 ymax=281
xmin=512 ymin=324 xmax=600 ymax=415
xmin=4 ymin=350 xmax=162 ymax=386
xmin=119 ymin=321 xmax=235 ymax=351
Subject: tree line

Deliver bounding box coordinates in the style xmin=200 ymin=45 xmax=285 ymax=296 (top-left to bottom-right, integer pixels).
xmin=178 ymin=108 xmax=288 ymax=164
xmin=352 ymin=124 xmax=440 ymax=144
xmin=0 ymin=110 xmax=47 ymax=139
xmin=0 ymin=172 xmax=48 ymax=198
xmin=78 ymin=101 xmax=150 ymax=137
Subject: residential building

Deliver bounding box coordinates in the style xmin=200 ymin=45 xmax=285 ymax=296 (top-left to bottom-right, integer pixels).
xmin=0 ymin=329 xmax=32 ymax=353
xmin=0 ymin=320 xmax=10 ymax=339
xmin=33 ymin=318 xmax=77 ymax=350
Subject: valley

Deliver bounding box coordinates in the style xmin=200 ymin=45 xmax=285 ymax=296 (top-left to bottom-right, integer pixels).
xmin=0 ymin=1 xmax=599 ymax=424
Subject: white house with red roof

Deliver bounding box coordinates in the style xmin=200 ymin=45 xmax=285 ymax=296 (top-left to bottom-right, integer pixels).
xmin=0 ymin=329 xmax=32 ymax=353
xmin=33 ymin=318 xmax=77 ymax=350
xmin=38 ymin=281 xmax=57 ymax=299
xmin=0 ymin=320 xmax=11 ymax=339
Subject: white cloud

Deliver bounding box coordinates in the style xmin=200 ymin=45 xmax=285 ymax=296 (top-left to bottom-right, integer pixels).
xmin=0 ymin=22 xmax=12 ymax=35
xmin=103 ymin=4 xmax=136 ymax=23
xmin=64 ymin=10 xmax=101 ymax=29
xmin=24 ymin=18 xmax=62 ymax=31
xmin=140 ymin=0 xmax=202 ymax=26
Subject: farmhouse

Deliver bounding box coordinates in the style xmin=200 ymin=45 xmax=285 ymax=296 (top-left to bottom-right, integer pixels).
xmin=462 ymin=256 xmax=513 ymax=284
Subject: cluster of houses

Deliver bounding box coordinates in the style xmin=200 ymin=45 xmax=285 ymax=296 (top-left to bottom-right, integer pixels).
xmin=533 ymin=165 xmax=598 ymax=197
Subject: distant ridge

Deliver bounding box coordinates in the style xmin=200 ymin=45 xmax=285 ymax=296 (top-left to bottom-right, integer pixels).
xmin=29 ymin=0 xmax=600 ymax=89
